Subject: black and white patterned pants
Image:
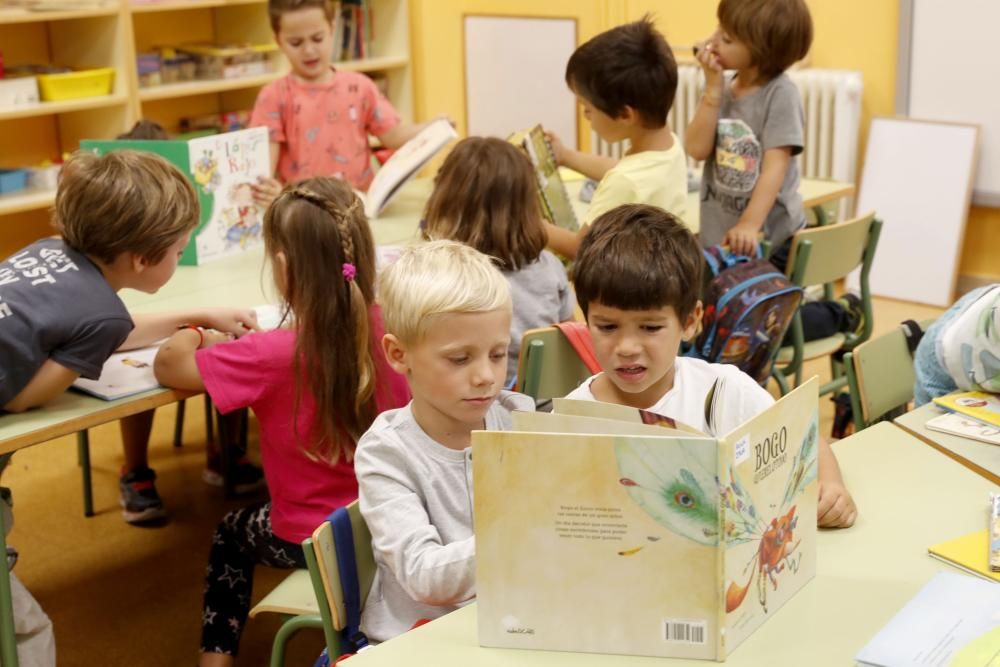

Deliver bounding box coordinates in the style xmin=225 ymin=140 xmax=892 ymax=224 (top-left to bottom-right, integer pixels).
xmin=200 ymin=502 xmax=306 ymax=656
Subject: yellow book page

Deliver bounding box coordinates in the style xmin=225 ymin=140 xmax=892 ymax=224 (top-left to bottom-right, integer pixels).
xmin=928 ymin=530 xmax=1000 ymax=583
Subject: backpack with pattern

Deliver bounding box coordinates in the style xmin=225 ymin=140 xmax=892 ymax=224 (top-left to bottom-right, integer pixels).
xmin=692 ymin=246 xmax=803 ymax=385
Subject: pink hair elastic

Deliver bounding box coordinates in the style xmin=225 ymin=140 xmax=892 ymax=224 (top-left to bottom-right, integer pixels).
xmin=342 ymin=262 xmax=357 ymax=281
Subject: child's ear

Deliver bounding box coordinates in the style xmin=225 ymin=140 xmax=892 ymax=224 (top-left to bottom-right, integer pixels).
xmin=682 ymin=301 xmax=704 ymax=341
xmin=382 ymin=333 xmax=409 ymax=375
xmin=131 ymin=252 xmax=149 ymax=273
xmin=619 ymin=105 xmax=639 ymax=125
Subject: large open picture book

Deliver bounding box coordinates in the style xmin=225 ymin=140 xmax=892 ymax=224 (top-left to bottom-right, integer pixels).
xmin=473 ymin=378 xmax=819 ymax=660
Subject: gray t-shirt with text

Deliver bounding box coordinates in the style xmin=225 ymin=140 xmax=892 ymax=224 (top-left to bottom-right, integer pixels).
xmin=699 ymin=73 xmax=805 ymax=251
xmin=0 ymin=238 xmax=133 ymax=406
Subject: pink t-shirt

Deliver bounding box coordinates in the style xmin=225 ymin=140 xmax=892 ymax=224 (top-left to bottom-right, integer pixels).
xmin=250 ymin=68 xmax=401 ymax=190
xmin=195 ymin=306 xmax=410 ymax=543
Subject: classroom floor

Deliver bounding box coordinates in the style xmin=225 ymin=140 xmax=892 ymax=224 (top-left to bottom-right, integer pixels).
xmin=2 ymin=296 xmax=945 ymax=667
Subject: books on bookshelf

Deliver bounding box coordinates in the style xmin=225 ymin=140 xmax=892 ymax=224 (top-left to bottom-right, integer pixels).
xmin=855 ymin=571 xmax=1000 ymax=667
xmin=473 ymin=378 xmax=819 ymax=659
xmin=82 ymin=127 xmax=271 ymax=266
xmin=933 ymin=391 xmax=1000 ymax=429
xmin=508 ymin=125 xmax=580 ymax=232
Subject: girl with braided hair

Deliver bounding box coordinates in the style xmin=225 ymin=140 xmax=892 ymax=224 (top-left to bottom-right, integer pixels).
xmin=154 ymin=177 xmax=410 ymax=666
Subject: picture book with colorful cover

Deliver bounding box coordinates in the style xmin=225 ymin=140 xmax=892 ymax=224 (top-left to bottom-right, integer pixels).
xmin=507 ymin=125 xmax=580 ymax=232
xmin=363 ymin=117 xmax=457 ymax=219
xmin=933 ymin=391 xmax=1000 ymax=428
xmin=855 ymin=571 xmax=1000 ymax=667
xmin=928 ymin=530 xmax=1000 ymax=583
xmin=926 ymin=412 xmax=1000 ymax=445
xmin=82 ymin=127 xmax=271 ymax=266
xmin=473 ymin=377 xmax=819 ymax=660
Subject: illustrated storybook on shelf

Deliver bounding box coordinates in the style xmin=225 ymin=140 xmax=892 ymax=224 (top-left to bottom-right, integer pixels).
xmin=473 ymin=377 xmax=820 ymax=660
xmin=82 ymin=127 xmax=270 ymax=266
xmin=508 ymin=124 xmax=580 ymax=232
xmin=933 ymin=391 xmax=1000 ymax=428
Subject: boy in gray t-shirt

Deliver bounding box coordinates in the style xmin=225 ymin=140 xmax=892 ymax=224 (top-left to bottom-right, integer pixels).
xmin=0 ymin=150 xmax=260 ymax=524
xmin=354 ymin=241 xmax=534 ymax=643
xmin=686 ymin=0 xmax=860 ymax=343
xmin=697 ymin=73 xmax=805 ymax=252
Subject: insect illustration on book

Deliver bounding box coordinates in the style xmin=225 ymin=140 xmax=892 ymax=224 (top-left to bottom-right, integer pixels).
xmin=613 ymin=418 xmax=818 ymax=614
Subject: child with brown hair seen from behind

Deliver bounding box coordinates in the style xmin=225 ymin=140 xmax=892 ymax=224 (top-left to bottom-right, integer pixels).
xmin=545 ymin=15 xmax=688 ymax=259
xmin=0 ymin=150 xmax=258 ymax=421
xmin=154 ymin=178 xmax=410 ymax=665
xmin=686 ymin=0 xmax=864 ymax=342
xmin=565 ymin=204 xmax=857 ymax=528
xmin=110 ymin=120 xmax=266 ymax=525
xmin=250 ymin=0 xmax=442 ymax=206
xmin=423 ymin=137 xmax=574 ymax=386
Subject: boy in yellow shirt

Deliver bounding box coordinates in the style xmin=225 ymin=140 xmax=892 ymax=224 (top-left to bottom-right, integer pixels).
xmin=545 ymin=15 xmax=689 ymax=259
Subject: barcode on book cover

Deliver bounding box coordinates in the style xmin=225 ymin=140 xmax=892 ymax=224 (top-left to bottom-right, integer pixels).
xmin=663 ymin=619 xmax=707 ymax=644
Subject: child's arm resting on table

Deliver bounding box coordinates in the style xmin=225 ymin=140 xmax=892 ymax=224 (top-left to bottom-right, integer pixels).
xmin=153 ymin=328 xmax=233 ymax=392
xmin=2 ymin=360 xmax=79 ymax=413
xmin=358 ymin=451 xmax=475 ymax=606
xmin=121 ymin=308 xmax=259 ymax=351
xmin=817 ymin=436 xmax=857 ymax=529
xmin=721 ymin=146 xmax=792 ymax=256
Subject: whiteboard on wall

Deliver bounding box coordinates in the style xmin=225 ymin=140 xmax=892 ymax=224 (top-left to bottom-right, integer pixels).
xmin=851 ymin=118 xmax=977 ymax=307
xmin=902 ymin=0 xmax=996 ymax=203
xmin=464 ymin=16 xmax=577 ymax=147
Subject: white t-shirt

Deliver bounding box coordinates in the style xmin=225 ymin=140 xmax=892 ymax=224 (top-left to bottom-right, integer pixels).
xmin=564 ymin=357 xmax=774 ymax=437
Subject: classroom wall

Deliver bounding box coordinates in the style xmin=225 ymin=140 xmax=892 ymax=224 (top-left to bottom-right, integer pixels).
xmin=409 ymin=0 xmax=999 ymax=284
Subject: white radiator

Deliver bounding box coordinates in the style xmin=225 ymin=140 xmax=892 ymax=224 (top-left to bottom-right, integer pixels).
xmin=590 ymin=66 xmax=863 ymax=217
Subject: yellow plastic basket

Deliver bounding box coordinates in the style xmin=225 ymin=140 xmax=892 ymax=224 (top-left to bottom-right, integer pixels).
xmin=36 ymin=67 xmax=115 ymax=102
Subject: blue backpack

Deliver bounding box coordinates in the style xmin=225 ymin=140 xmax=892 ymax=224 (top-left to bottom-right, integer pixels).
xmin=691 ymin=246 xmax=803 ymax=385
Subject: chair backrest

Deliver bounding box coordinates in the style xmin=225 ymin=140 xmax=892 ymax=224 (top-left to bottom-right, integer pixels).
xmin=844 ymin=318 xmax=936 ymax=428
xmin=516 ymin=326 xmax=592 ymax=400
xmin=785 ymin=211 xmax=879 ymax=287
xmin=307 ymin=501 xmax=376 ymax=653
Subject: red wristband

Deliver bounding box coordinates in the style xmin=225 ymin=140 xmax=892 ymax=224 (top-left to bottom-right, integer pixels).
xmin=182 ymin=325 xmax=204 ymax=348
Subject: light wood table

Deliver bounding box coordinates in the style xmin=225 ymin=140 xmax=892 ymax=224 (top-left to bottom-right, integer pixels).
xmin=348 ymin=423 xmax=997 ymax=667
xmin=564 ymin=175 xmax=855 ymax=234
xmin=895 ymin=402 xmax=1000 ymax=485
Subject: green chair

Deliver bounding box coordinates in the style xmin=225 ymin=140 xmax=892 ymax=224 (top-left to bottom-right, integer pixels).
xmin=516 ymin=327 xmax=592 ymax=401
xmin=266 ymin=500 xmax=376 ymax=667
xmin=843 ymin=319 xmax=935 ymax=431
xmin=771 ymin=212 xmax=882 ymax=397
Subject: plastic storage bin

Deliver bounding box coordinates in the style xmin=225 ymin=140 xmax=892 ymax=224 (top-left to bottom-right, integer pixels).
xmin=0 ymin=77 xmax=40 ymax=108
xmin=36 ymin=67 xmax=115 ymax=102
xmin=0 ymin=169 xmax=29 ymax=195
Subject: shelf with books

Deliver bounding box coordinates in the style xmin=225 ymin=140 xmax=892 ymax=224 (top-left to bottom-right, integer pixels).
xmin=0 ymin=187 xmax=56 ymax=217
xmin=128 ymin=0 xmax=264 ymax=13
xmin=0 ymin=93 xmax=129 ymax=122
xmin=0 ymin=5 xmax=121 ymax=24
xmin=136 ymin=72 xmax=281 ymax=101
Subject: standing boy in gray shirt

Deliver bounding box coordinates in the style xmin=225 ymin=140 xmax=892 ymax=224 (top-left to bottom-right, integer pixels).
xmin=354 ymin=241 xmax=533 ymax=643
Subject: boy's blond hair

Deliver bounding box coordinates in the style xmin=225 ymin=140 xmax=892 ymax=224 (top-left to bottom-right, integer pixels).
xmin=379 ymin=240 xmax=511 ymax=345
xmin=55 ymin=150 xmax=198 ymax=265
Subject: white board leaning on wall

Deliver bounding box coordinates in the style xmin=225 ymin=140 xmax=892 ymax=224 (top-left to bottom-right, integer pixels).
xmin=849 ymin=117 xmax=978 ymax=308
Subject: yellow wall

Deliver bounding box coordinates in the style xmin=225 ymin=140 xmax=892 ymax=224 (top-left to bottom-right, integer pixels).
xmin=410 ymin=0 xmax=998 ymax=281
